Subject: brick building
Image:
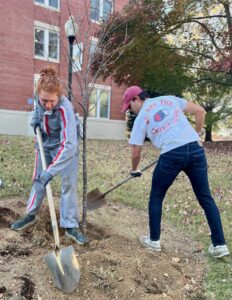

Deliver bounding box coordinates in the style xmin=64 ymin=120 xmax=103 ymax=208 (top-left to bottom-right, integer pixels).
xmin=0 ymin=0 xmax=128 ymax=139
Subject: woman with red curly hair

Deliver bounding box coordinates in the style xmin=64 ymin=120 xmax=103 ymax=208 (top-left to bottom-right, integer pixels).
xmin=11 ymin=66 xmax=89 ymax=245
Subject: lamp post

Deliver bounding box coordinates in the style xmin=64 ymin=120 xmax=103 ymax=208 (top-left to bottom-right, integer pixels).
xmin=65 ymin=16 xmax=78 ymax=101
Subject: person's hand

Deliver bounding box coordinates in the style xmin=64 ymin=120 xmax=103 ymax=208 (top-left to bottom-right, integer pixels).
xmin=39 ymin=170 xmax=53 ymax=187
xmin=130 ymin=170 xmax=142 ymax=177
xmin=197 ymin=128 xmax=205 ymax=143
xmin=33 ymin=121 xmax=41 ymax=135
xmin=197 ymin=128 xmax=205 ymax=137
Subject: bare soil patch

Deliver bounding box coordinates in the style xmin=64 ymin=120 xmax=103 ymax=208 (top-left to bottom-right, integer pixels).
xmin=0 ymin=198 xmax=206 ymax=300
xmin=203 ymin=140 xmax=232 ymax=154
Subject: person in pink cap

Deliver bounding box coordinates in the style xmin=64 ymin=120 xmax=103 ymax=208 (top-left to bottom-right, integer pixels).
xmin=122 ymin=85 xmax=229 ymax=258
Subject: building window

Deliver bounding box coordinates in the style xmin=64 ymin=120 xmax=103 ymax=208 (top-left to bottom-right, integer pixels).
xmin=90 ymin=0 xmax=113 ymax=22
xmin=73 ymin=43 xmax=83 ymax=72
xmin=89 ymin=85 xmax=111 ymax=118
xmin=34 ymin=25 xmax=59 ymax=61
xmin=103 ymin=0 xmax=112 ymax=19
xmin=89 ymin=38 xmax=98 ymax=66
xmin=34 ymin=0 xmax=59 ymax=10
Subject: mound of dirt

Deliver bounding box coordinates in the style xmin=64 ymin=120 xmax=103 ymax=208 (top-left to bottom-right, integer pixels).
xmin=0 ymin=198 xmax=206 ymax=300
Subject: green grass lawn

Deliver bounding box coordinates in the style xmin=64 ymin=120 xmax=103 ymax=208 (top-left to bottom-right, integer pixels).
xmin=0 ymin=135 xmax=232 ymax=299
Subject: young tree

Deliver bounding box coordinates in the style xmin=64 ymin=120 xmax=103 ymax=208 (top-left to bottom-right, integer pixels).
xmin=63 ymin=0 xmax=134 ymax=229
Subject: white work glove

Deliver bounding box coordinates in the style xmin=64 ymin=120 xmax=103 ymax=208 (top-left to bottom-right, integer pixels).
xmin=130 ymin=170 xmax=142 ymax=178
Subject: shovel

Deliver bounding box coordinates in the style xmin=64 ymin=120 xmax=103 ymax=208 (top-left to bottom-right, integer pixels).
xmin=87 ymin=159 xmax=158 ymax=211
xmin=36 ymin=127 xmax=80 ymax=293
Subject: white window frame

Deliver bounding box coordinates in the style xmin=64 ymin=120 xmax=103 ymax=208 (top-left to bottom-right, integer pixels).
xmin=90 ymin=0 xmax=113 ymax=23
xmin=73 ymin=43 xmax=83 ymax=72
xmin=34 ymin=0 xmax=60 ymax=11
xmin=88 ymin=84 xmax=111 ymax=119
xmin=34 ymin=74 xmax=40 ymax=96
xmin=34 ymin=21 xmax=60 ymax=63
xmin=89 ymin=37 xmax=98 ymax=66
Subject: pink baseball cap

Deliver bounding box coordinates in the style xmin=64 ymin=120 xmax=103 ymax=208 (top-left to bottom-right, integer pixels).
xmin=122 ymin=86 xmax=143 ymax=112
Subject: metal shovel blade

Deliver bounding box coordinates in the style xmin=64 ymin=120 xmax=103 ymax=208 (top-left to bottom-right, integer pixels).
xmin=44 ymin=245 xmax=80 ymax=293
xmin=87 ymin=160 xmax=158 ymax=212
xmin=87 ymin=188 xmax=107 ymax=211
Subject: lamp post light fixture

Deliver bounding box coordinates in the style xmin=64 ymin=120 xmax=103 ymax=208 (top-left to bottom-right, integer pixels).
xmin=65 ymin=15 xmax=78 ymax=101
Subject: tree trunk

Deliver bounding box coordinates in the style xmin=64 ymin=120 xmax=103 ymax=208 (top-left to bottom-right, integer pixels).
xmin=81 ymin=113 xmax=88 ymax=232
xmin=223 ymin=2 xmax=232 ymax=47
xmin=205 ymin=127 xmax=212 ymax=142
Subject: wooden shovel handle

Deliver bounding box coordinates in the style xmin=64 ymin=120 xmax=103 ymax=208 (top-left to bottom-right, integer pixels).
xmin=102 ymin=159 xmax=158 ymax=197
xmin=36 ymin=127 xmax=60 ymax=248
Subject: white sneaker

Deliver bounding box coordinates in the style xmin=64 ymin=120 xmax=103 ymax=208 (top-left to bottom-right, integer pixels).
xmin=208 ymin=244 xmax=230 ymax=258
xmin=140 ymin=235 xmax=161 ymax=251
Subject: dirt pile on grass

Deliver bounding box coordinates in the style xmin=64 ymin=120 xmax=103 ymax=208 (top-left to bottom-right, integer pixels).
xmin=0 ymin=198 xmax=206 ymax=300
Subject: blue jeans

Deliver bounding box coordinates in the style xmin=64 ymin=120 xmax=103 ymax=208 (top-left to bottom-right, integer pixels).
xmin=149 ymin=141 xmax=226 ymax=246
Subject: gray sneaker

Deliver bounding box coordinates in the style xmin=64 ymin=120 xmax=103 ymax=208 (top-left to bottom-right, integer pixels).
xmin=65 ymin=228 xmax=89 ymax=245
xmin=10 ymin=214 xmax=36 ymax=231
xmin=140 ymin=235 xmax=161 ymax=251
xmin=208 ymin=244 xmax=230 ymax=258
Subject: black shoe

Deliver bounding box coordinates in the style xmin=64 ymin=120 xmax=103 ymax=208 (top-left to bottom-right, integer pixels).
xmin=10 ymin=215 xmax=36 ymax=231
xmin=65 ymin=228 xmax=89 ymax=245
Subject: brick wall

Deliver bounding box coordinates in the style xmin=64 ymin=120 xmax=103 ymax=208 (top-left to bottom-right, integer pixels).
xmin=0 ymin=0 xmax=34 ymax=110
xmin=0 ymin=0 xmax=129 ymax=120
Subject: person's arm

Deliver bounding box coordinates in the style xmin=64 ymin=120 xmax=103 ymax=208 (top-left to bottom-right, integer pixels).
xmin=129 ymin=113 xmax=145 ymax=177
xmin=131 ymin=145 xmax=142 ymax=171
xmin=184 ymin=101 xmax=206 ymax=133
xmin=30 ymin=99 xmax=41 ymax=134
